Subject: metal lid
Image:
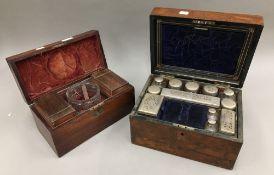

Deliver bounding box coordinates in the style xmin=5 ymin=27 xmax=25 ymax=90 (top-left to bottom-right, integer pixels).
xmin=203 ymin=85 xmax=218 ymax=96
xmin=224 ymin=88 xmax=235 ymax=97
xmin=147 ymin=85 xmax=161 ymax=95
xmin=154 ymin=76 xmax=164 ymax=83
xmin=185 ymin=81 xmax=199 ymax=92
xmin=168 ymin=78 xmax=182 ymax=89
xmin=208 ymin=108 xmax=217 ymax=115
xmin=221 ymin=98 xmax=237 ymax=110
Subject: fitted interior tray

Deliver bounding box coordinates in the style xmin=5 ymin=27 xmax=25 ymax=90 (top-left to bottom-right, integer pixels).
xmin=133 ymin=74 xmax=243 ymax=142
xmin=33 ymin=70 xmax=128 ymax=128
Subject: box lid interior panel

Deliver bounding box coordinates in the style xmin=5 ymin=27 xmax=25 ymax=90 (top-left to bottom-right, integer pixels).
xmin=150 ymin=8 xmax=264 ymax=87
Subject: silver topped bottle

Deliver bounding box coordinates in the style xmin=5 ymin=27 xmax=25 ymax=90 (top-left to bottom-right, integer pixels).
xmin=203 ymin=84 xmax=218 ymax=96
xmin=221 ymin=98 xmax=237 ymax=110
xmin=152 ymin=76 xmax=168 ymax=88
xmin=168 ymin=78 xmax=183 ymax=90
xmin=223 ymin=88 xmax=235 ymax=98
xmin=147 ymin=85 xmax=161 ymax=95
xmin=185 ymin=81 xmax=199 ymax=93
xmin=207 ymin=108 xmax=218 ymax=124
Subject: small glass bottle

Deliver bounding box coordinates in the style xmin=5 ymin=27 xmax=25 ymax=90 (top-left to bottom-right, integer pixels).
xmin=205 ymin=108 xmax=218 ymax=132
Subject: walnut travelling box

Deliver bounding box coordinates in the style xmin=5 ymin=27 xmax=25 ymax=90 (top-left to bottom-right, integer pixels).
xmin=6 ymin=30 xmax=135 ymax=157
xmin=130 ymin=7 xmax=263 ymax=169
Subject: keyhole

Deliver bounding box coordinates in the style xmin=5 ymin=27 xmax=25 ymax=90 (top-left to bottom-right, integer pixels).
xmin=180 ymin=132 xmax=185 ymax=136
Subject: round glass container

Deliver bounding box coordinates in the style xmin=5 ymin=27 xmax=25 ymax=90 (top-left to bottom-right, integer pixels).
xmin=66 ymin=81 xmax=101 ymax=111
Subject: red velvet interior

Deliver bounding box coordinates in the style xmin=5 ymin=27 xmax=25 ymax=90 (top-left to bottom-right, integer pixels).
xmin=16 ymin=36 xmax=106 ymax=100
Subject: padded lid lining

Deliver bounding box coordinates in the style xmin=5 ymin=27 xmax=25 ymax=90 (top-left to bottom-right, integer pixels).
xmin=10 ymin=31 xmax=106 ymax=103
xmin=150 ymin=9 xmax=263 ymax=87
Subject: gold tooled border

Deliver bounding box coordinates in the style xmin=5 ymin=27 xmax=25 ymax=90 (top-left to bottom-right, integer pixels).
xmin=156 ymin=20 xmax=254 ymax=81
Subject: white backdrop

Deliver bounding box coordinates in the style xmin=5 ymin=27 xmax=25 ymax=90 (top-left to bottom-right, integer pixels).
xmin=0 ymin=0 xmax=273 ymax=175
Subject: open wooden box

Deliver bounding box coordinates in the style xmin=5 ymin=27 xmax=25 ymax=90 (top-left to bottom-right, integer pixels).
xmin=130 ymin=7 xmax=263 ymax=169
xmin=6 ymin=30 xmax=135 ymax=157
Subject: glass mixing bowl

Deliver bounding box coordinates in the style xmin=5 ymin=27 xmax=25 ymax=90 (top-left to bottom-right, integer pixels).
xmin=66 ymin=81 xmax=101 ymax=111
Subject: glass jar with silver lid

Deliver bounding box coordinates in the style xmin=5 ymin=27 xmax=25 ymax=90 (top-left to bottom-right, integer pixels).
xmin=205 ymin=108 xmax=218 ymax=132
xmin=152 ymin=76 xmax=167 ymax=87
xmin=185 ymin=81 xmax=199 ymax=93
xmin=207 ymin=108 xmax=218 ymax=124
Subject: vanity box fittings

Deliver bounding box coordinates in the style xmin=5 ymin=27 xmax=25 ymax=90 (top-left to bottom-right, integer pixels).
xmin=6 ymin=30 xmax=135 ymax=157
xmin=130 ymin=7 xmax=263 ymax=169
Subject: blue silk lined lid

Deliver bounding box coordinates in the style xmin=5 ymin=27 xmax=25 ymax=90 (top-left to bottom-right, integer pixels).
xmin=161 ymin=23 xmax=246 ymax=76
xmin=150 ymin=10 xmax=263 ymax=88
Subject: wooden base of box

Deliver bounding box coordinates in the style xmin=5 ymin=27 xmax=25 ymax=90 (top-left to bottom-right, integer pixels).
xmin=130 ymin=117 xmax=242 ymax=169
xmin=31 ymin=85 xmax=134 ymax=157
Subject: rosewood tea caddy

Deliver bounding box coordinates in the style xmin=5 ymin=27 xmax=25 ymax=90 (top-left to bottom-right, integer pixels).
xmin=6 ymin=30 xmax=135 ymax=157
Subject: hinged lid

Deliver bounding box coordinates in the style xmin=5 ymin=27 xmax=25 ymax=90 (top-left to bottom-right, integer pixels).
xmin=6 ymin=30 xmax=107 ymax=104
xmin=150 ymin=7 xmax=263 ymax=88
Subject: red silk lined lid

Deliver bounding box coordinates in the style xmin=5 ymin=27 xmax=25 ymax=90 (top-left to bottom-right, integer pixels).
xmin=7 ymin=30 xmax=107 ymax=104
